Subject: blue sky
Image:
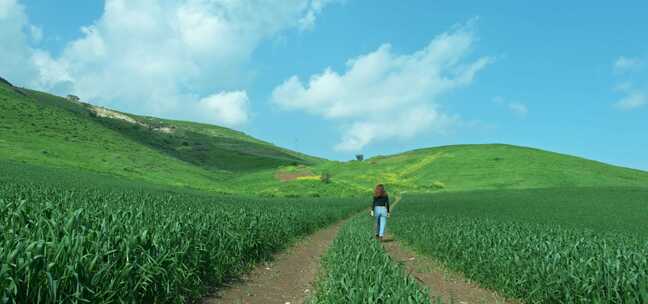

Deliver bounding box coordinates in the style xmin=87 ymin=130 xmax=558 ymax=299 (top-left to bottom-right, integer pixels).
xmin=2 ymin=0 xmax=647 ymax=170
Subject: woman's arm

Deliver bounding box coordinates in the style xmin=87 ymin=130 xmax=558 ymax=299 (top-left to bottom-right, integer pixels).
xmin=386 ymin=196 xmax=390 ymax=214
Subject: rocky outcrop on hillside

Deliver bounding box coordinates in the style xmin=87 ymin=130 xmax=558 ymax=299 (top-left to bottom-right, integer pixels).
xmin=89 ymin=105 xmax=176 ymax=134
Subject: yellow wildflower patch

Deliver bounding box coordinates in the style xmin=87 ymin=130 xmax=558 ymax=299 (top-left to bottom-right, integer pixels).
xmin=400 ymin=153 xmax=442 ymax=177
xmin=296 ymin=175 xmax=322 ymax=181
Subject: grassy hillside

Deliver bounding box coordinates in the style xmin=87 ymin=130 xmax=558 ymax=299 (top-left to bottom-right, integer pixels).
xmin=0 ymin=83 xmax=230 ymax=190
xmin=2 ymin=78 xmax=647 ymax=196
xmin=314 ymin=144 xmax=648 ymax=193
xmin=158 ymin=118 xmax=324 ymax=164
xmin=223 ymin=143 xmax=648 ymax=197
xmin=22 ymin=87 xmax=312 ymax=171
xmin=0 ymin=79 xmax=320 ymax=192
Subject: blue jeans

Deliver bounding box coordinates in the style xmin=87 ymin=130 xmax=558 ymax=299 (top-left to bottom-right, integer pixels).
xmin=374 ymin=206 xmax=388 ymax=237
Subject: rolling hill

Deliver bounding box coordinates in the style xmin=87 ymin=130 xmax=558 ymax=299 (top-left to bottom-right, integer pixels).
xmin=2 ymin=77 xmax=647 ymax=196
xmin=314 ymin=144 xmax=648 ymax=193
xmin=0 ymin=78 xmax=319 ymax=192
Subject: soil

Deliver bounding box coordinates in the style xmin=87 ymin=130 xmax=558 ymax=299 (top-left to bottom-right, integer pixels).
xmin=382 ymin=238 xmax=517 ymax=304
xmin=274 ymin=169 xmax=316 ymax=182
xmin=381 ymin=195 xmax=516 ymax=303
xmin=205 ymin=193 xmax=517 ymax=304
xmin=204 ymin=220 xmax=344 ymax=304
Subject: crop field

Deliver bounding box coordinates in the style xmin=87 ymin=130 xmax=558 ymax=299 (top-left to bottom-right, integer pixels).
xmin=3 ymin=6 xmax=648 ymax=302
xmin=0 ymin=177 xmax=364 ymax=303
xmin=313 ymin=215 xmax=432 ymax=304
xmin=392 ymin=187 xmax=648 ymax=303
xmin=5 ymin=78 xmax=648 ymax=303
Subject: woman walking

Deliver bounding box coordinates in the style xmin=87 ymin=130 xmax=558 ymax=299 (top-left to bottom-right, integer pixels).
xmin=371 ymin=184 xmax=390 ymax=241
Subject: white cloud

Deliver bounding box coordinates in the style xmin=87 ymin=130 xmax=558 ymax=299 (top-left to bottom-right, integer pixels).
xmin=197 ymin=91 xmax=249 ymax=127
xmin=29 ymin=24 xmax=42 ymax=43
xmin=0 ymin=0 xmax=40 ymax=85
xmin=611 ymin=56 xmax=644 ymax=111
xmin=298 ymin=0 xmax=336 ymax=31
xmin=614 ymin=56 xmax=642 ymax=73
xmin=272 ymin=21 xmax=491 ymax=151
xmin=335 ymin=106 xmax=457 ymax=151
xmin=31 ymin=49 xmax=73 ymax=89
xmin=2 ymin=0 xmax=335 ymax=129
xmin=614 ymin=90 xmax=646 ymax=110
xmin=0 ymin=0 xmax=18 ymax=18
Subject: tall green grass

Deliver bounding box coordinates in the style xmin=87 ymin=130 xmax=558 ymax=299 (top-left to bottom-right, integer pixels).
xmin=392 ymin=188 xmax=648 ymax=303
xmin=312 ymin=215 xmax=432 ymax=303
xmin=0 ymin=180 xmax=364 ymax=303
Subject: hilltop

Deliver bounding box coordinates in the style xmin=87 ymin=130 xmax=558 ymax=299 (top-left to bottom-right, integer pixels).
xmin=2 ymin=77 xmax=647 ymax=196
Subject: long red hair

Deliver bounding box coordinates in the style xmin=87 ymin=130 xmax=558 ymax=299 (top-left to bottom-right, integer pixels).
xmin=373 ymin=184 xmax=387 ymax=198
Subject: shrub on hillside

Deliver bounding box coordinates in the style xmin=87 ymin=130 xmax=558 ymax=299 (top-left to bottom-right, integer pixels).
xmin=320 ymin=172 xmax=331 ymax=184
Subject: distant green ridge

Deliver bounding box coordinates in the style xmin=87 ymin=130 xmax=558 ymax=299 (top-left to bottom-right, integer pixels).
xmin=317 ymin=143 xmax=648 ymax=193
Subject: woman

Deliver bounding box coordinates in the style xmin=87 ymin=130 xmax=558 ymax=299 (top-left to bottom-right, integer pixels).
xmin=370 ymin=184 xmax=390 ymax=241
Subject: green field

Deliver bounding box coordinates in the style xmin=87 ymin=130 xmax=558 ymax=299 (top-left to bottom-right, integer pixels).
xmin=392 ymin=189 xmax=648 ymax=303
xmin=313 ymin=215 xmax=431 ymax=304
xmin=4 ymin=79 xmax=648 ymax=303
xmin=0 ymin=170 xmax=364 ymax=303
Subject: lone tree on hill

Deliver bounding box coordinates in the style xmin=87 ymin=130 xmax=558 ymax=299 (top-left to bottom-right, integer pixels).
xmin=355 ymin=154 xmax=364 ymax=161
xmin=67 ymin=95 xmax=80 ymax=102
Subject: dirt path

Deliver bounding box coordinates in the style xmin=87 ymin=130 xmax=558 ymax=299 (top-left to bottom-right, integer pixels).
xmin=383 ymin=194 xmax=516 ymax=304
xmin=207 ymin=193 xmax=513 ymax=304
xmin=204 ymin=220 xmax=345 ymax=304
xmin=382 ymin=239 xmax=515 ymax=304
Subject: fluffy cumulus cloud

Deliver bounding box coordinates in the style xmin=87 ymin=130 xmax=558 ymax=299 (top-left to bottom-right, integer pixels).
xmin=2 ymin=0 xmax=335 ymax=128
xmin=272 ymin=21 xmax=491 ymax=151
xmin=335 ymin=107 xmax=457 ymax=151
xmin=197 ymin=91 xmax=249 ymax=127
xmin=0 ymin=0 xmax=41 ymax=85
xmin=298 ymin=0 xmax=336 ymax=31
